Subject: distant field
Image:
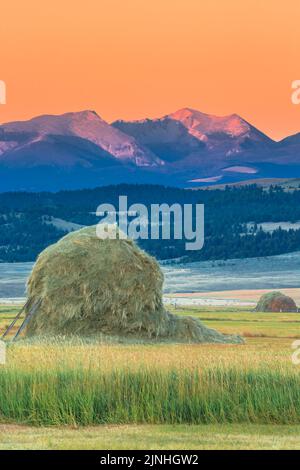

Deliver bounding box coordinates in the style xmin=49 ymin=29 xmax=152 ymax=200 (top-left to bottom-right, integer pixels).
xmin=200 ymin=177 xmax=300 ymax=191
xmin=168 ymin=305 xmax=300 ymax=339
xmin=1 ymin=303 xmax=300 ymax=344
xmin=168 ymin=287 xmax=300 ymax=304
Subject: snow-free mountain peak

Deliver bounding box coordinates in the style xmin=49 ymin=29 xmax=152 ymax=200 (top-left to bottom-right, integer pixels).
xmin=168 ymin=108 xmax=258 ymax=140
xmin=0 ymin=110 xmax=161 ymax=167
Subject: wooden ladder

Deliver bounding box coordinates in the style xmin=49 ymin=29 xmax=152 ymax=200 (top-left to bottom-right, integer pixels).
xmin=13 ymin=299 xmax=41 ymax=341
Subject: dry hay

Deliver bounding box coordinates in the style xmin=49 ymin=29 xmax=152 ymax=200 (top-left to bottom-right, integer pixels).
xmin=23 ymin=225 xmax=243 ymax=344
xmin=255 ymin=291 xmax=298 ymax=313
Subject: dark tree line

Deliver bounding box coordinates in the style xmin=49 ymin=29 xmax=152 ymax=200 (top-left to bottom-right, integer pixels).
xmin=1 ymin=183 xmax=300 ymax=262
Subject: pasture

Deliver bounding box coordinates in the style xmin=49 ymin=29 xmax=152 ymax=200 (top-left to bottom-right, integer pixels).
xmin=0 ymin=303 xmax=299 ymax=449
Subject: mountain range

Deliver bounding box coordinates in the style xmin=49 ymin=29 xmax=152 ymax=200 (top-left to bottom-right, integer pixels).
xmin=0 ymin=108 xmax=300 ymax=191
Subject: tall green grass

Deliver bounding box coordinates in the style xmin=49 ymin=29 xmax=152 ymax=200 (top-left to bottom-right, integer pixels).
xmin=0 ymin=367 xmax=299 ymax=425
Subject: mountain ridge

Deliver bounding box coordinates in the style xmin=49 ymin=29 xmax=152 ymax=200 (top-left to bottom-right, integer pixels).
xmin=0 ymin=110 xmax=162 ymax=168
xmin=1 ymin=108 xmax=300 ymax=191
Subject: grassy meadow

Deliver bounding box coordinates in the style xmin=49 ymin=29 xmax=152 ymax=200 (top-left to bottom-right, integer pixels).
xmin=0 ymin=303 xmax=300 ymax=448
xmin=1 ymin=424 xmax=300 ymax=450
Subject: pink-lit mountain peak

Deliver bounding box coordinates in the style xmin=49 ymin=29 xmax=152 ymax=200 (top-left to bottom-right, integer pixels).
xmin=0 ymin=111 xmax=161 ymax=166
xmin=2 ymin=110 xmax=104 ymax=135
xmin=168 ymin=107 xmax=251 ymax=139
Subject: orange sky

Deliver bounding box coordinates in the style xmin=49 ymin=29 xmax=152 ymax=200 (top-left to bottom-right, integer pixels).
xmin=0 ymin=0 xmax=299 ymax=140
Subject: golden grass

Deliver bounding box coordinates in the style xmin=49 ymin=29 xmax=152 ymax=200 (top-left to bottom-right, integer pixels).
xmin=1 ymin=304 xmax=299 ymax=374
xmin=0 ymin=306 xmax=300 ymax=427
xmin=5 ymin=337 xmax=296 ymax=374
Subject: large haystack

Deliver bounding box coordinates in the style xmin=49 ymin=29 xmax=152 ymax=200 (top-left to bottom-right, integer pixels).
xmin=255 ymin=291 xmax=298 ymax=312
xmin=23 ymin=225 xmax=243 ymax=343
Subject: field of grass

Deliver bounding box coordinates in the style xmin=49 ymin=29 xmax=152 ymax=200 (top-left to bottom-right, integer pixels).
xmin=168 ymin=305 xmax=300 ymax=338
xmin=0 ymin=304 xmax=300 ymax=448
xmin=1 ymin=424 xmax=300 ymax=450
xmin=1 ymin=364 xmax=300 ymax=426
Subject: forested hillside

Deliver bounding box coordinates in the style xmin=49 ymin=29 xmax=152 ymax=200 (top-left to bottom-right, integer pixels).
xmin=1 ymin=184 xmax=300 ymax=262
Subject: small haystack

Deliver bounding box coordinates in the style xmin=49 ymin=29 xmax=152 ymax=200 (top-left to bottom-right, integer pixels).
xmin=255 ymin=291 xmax=298 ymax=312
xmin=23 ymin=225 xmax=243 ymax=343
